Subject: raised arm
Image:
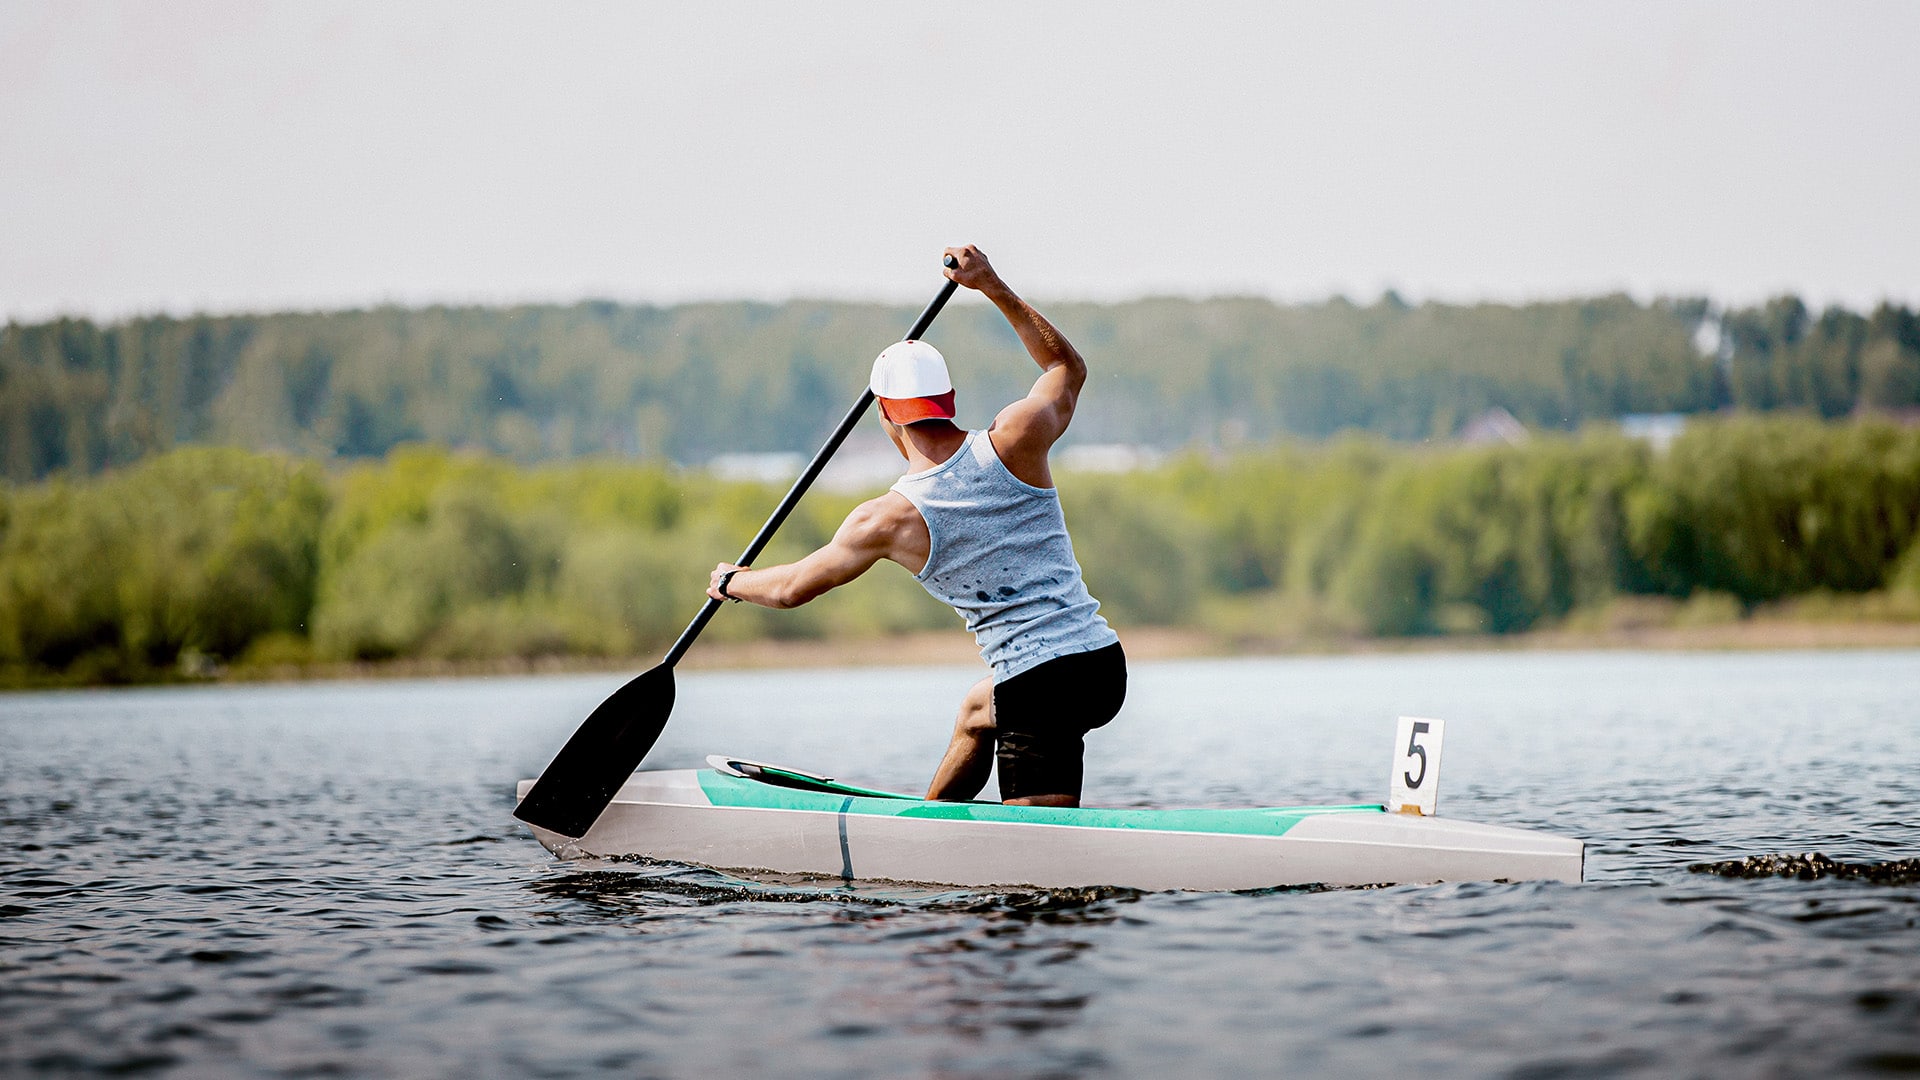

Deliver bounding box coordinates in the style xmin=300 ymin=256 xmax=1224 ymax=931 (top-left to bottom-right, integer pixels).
xmin=945 ymin=245 xmax=1086 ymax=485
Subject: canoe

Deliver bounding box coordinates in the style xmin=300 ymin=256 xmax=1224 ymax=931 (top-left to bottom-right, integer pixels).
xmin=515 ymin=757 xmax=1584 ymax=891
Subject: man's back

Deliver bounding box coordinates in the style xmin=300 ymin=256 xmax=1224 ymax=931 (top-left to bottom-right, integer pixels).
xmin=889 ymin=428 xmax=1117 ymax=682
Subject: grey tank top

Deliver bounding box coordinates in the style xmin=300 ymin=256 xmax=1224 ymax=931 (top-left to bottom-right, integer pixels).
xmin=889 ymin=430 xmax=1118 ymax=682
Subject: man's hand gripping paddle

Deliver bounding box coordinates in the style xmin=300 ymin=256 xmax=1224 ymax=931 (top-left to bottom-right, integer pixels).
xmin=513 ymin=257 xmax=961 ymax=838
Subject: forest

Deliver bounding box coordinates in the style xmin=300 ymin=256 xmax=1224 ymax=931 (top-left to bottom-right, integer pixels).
xmin=3 ymin=418 xmax=1918 ymax=686
xmin=5 ymin=292 xmax=1920 ymax=481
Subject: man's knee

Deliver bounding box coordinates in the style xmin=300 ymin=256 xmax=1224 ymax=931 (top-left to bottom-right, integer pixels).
xmin=955 ymin=679 xmax=995 ymax=738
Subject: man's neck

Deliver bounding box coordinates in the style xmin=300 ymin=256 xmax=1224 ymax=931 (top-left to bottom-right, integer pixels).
xmin=901 ymin=422 xmax=967 ymax=472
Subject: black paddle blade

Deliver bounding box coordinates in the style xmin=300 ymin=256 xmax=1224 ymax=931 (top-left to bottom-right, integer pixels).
xmin=513 ymin=664 xmax=676 ymax=838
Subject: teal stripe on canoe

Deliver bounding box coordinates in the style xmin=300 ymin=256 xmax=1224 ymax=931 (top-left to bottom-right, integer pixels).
xmin=695 ymin=771 xmax=1382 ymax=837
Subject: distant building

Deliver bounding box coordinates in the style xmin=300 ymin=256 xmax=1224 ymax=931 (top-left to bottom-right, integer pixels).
xmin=817 ymin=444 xmax=916 ymax=493
xmin=1856 ymin=406 xmax=1920 ymax=428
xmin=1458 ymin=407 xmax=1529 ymax=447
xmin=708 ymin=452 xmax=804 ymax=484
xmin=1059 ymin=443 xmax=1167 ymax=473
xmin=1620 ymin=413 xmax=1687 ymax=452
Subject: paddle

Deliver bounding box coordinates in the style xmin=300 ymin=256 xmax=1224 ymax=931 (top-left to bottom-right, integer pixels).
xmin=514 ymin=256 xmax=962 ymax=838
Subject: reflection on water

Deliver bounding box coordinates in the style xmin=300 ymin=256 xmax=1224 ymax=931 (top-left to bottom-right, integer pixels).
xmin=527 ymin=858 xmax=1144 ymax=914
xmin=3 ymin=650 xmax=1918 ymax=1076
xmin=523 ymin=861 xmax=1139 ymax=1053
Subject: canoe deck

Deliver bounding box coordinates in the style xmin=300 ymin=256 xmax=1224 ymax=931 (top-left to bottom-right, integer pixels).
xmin=514 ymin=760 xmax=1585 ymax=891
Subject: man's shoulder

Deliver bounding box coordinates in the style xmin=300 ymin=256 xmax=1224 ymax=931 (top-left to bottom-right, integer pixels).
xmin=844 ymin=490 xmax=923 ymax=536
xmin=834 ymin=489 xmax=929 ymax=568
xmin=990 ymin=397 xmax=1069 ymax=452
xmin=984 ymin=409 xmax=1058 ymax=489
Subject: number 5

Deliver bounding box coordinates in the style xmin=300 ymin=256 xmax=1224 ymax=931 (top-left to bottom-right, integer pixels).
xmin=1388 ymin=716 xmax=1444 ymax=816
xmin=1403 ymin=721 xmax=1430 ymax=789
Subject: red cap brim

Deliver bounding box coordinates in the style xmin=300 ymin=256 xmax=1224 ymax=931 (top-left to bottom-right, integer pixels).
xmin=877 ymin=390 xmax=956 ymax=424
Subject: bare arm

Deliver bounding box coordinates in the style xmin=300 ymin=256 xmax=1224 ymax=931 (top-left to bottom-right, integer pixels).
xmin=707 ymin=494 xmax=926 ymax=609
xmin=944 ymin=245 xmax=1086 ymax=483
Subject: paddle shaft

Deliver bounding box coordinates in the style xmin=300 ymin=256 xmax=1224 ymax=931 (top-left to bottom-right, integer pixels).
xmin=660 ymin=267 xmax=960 ymax=668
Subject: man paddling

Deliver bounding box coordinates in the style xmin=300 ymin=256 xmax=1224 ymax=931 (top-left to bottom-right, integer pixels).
xmin=707 ymin=245 xmax=1124 ymax=808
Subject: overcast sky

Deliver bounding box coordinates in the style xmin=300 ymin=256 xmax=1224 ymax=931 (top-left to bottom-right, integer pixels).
xmin=2 ymin=2 xmax=1916 ymax=322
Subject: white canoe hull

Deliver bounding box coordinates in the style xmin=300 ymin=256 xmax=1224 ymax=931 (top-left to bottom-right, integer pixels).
xmin=515 ymin=770 xmax=1584 ymax=891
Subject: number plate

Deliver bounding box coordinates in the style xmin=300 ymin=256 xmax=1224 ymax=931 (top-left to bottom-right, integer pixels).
xmin=1387 ymin=716 xmax=1445 ymax=816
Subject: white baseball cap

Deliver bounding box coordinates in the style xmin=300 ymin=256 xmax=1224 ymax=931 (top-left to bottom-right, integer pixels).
xmin=869 ymin=340 xmax=955 ymax=423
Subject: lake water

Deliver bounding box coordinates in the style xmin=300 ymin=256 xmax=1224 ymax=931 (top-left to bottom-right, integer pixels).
xmin=3 ymin=650 xmax=1918 ymax=1077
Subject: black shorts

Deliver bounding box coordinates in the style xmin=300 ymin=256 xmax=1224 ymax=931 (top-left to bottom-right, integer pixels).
xmin=993 ymin=642 xmax=1127 ymax=802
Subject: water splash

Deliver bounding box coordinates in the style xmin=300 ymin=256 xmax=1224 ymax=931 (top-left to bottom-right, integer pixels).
xmin=1689 ymin=852 xmax=1920 ymax=886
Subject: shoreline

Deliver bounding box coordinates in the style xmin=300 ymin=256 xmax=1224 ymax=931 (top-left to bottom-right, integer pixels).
xmin=7 ymin=618 xmax=1918 ymax=691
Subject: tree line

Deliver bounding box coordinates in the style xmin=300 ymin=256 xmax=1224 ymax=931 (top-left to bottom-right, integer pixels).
xmin=2 ymin=417 xmax=1917 ymax=685
xmin=5 ymin=292 xmax=1919 ymax=481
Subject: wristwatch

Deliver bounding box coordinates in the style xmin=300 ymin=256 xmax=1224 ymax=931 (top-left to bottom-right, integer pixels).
xmin=717 ymin=568 xmax=743 ymax=602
